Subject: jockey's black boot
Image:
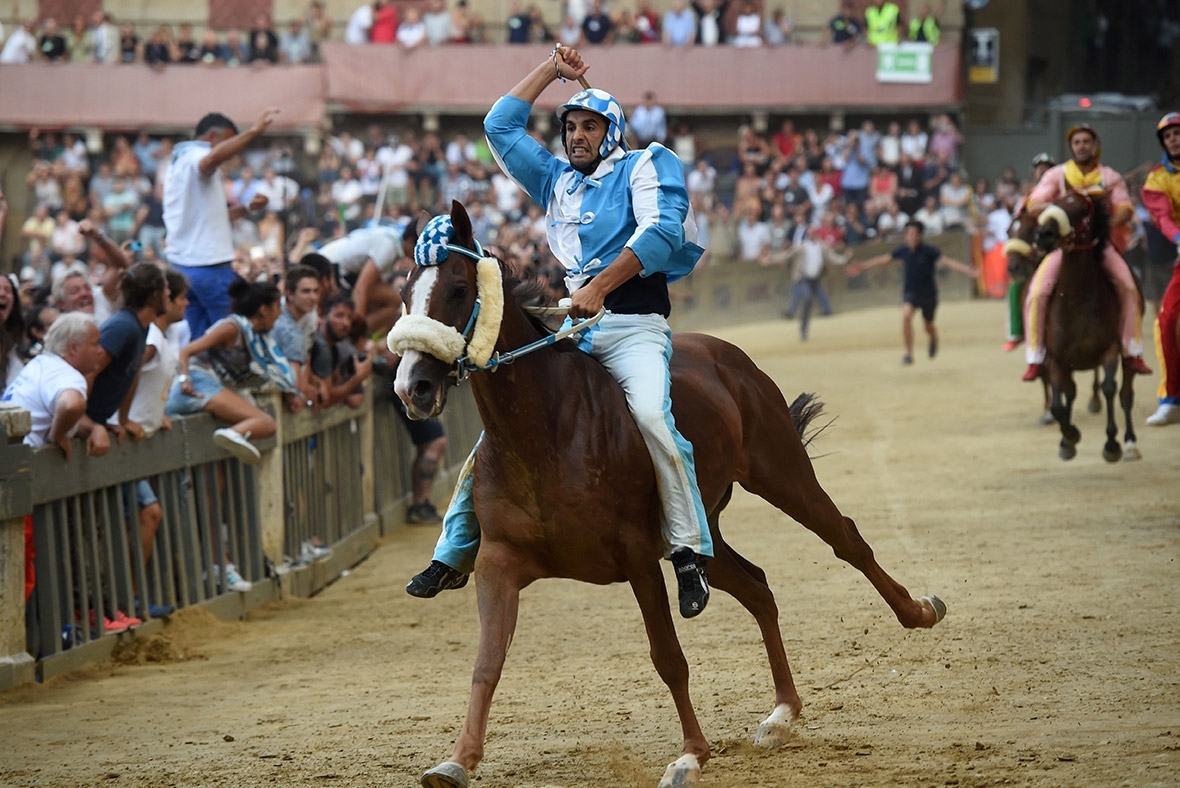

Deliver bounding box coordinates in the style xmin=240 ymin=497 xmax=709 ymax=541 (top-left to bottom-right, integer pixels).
xmin=670 ymin=548 xmax=709 ymax=619
xmin=406 ymin=561 xmax=469 ymax=598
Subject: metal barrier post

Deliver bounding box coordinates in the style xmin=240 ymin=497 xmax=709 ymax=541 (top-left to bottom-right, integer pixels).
xmin=255 ymin=390 xmax=286 ymax=568
xmin=0 ymin=404 xmax=35 ymax=689
xmin=359 ymin=386 xmax=375 ymax=529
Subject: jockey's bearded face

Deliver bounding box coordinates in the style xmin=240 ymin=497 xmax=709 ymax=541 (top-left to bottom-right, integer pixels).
xmin=563 ymin=109 xmax=608 ymax=174
xmin=1070 ymin=132 xmax=1097 ymax=165
xmin=1162 ymin=126 xmax=1180 ymax=161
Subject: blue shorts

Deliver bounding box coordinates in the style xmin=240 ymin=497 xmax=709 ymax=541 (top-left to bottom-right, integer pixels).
xmin=165 ymin=367 xmax=225 ymax=416
xmin=121 ymin=479 xmax=158 ymax=514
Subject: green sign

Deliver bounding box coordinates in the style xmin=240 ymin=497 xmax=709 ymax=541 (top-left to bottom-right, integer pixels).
xmin=876 ymin=43 xmax=934 ymax=84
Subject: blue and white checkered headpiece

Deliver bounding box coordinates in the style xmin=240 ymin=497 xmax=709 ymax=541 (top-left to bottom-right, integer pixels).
xmin=557 ymin=88 xmax=627 ymax=158
xmin=414 ymin=215 xmax=454 ymax=267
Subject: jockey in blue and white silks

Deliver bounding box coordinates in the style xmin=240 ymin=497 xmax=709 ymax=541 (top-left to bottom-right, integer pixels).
xmin=407 ymin=46 xmax=713 ymax=617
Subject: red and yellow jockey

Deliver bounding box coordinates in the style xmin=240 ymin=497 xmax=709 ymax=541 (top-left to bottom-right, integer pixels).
xmin=1021 ymin=123 xmax=1151 ymax=381
xmin=1141 ymin=111 xmax=1180 ymax=426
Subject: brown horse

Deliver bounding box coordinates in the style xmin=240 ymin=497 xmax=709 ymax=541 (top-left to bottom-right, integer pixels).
xmin=392 ymin=202 xmax=945 ymax=788
xmin=1006 ymin=209 xmax=1102 ymax=420
xmin=1034 ymin=190 xmax=1141 ymax=461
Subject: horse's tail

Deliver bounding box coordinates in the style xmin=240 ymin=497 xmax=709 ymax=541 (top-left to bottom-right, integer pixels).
xmin=788 ymin=392 xmax=831 ymax=449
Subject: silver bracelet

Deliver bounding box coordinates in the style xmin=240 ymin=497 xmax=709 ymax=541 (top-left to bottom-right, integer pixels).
xmin=551 ymin=47 xmax=566 ymax=83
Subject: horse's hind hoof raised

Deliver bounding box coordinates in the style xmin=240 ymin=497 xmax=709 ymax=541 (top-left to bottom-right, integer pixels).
xmin=1123 ymin=441 xmax=1142 ymax=462
xmin=923 ymin=595 xmax=947 ymax=624
xmin=657 ymin=754 xmax=702 ymax=788
xmin=421 ymin=761 xmax=468 ymax=788
xmin=754 ymin=704 xmax=799 ymax=748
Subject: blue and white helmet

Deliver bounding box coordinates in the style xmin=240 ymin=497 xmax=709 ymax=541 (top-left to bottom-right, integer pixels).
xmin=557 ymin=88 xmax=626 ymax=158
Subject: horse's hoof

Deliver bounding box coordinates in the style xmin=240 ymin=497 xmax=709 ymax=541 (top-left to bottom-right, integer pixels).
xmin=421 ymin=761 xmax=468 ymax=788
xmin=1059 ymin=444 xmax=1077 ymax=461
xmin=754 ymin=704 xmax=799 ymax=748
xmin=1102 ymin=445 xmax=1122 ymax=463
xmin=1124 ymin=442 xmax=1142 ymax=462
xmin=923 ymin=595 xmax=947 ymax=624
xmin=657 ymin=754 xmax=701 ymax=788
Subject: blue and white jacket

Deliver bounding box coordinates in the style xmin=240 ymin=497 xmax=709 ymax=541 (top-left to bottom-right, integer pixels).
xmin=485 ymin=95 xmax=703 ymax=316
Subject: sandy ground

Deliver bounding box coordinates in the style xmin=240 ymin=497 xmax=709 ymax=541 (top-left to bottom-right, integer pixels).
xmin=2 ymin=300 xmax=1179 ymax=788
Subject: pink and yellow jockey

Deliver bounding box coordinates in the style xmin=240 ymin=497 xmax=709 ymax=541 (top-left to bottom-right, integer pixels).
xmin=1021 ymin=125 xmax=1147 ymax=380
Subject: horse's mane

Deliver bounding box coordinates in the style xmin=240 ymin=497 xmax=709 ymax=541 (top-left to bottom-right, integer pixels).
xmin=501 ymin=261 xmax=564 ymax=340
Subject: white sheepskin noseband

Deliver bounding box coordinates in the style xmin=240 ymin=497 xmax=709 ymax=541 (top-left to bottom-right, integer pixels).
xmin=1038 ymin=204 xmax=1071 ymax=237
xmin=1002 ymin=238 xmax=1033 ymax=257
xmin=385 ymin=214 xmax=504 ymax=370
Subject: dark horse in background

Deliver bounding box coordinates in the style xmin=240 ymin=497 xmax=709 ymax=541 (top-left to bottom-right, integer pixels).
xmin=392 ymin=202 xmax=946 ymax=788
xmin=1006 ymin=209 xmax=1102 ymax=422
xmin=1034 ymin=191 xmax=1142 ymax=462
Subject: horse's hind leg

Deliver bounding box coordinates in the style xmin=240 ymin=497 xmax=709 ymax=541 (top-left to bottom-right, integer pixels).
xmin=706 ymin=539 xmax=802 ymax=748
xmin=1089 ymin=368 xmax=1103 ymax=414
xmin=627 ymin=563 xmax=709 ymax=787
xmin=1101 ymin=361 xmax=1122 ymax=463
xmin=1120 ymin=361 xmax=1142 ymax=461
xmin=742 ymin=437 xmax=943 ymax=629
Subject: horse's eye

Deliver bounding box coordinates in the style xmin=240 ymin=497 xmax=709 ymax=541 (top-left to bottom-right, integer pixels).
xmin=450 ymin=284 xmax=469 ymax=302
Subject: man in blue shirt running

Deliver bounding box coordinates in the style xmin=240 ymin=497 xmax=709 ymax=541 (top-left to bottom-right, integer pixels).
xmin=847 ymin=220 xmax=975 ymax=365
xmin=406 ymin=45 xmax=712 ymax=618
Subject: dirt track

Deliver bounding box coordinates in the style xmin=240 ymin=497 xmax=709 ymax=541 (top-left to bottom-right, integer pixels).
xmin=2 ymin=300 xmax=1179 ymax=788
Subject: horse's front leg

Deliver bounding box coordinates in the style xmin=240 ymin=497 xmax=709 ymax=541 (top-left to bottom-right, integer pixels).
xmin=1100 ymin=361 xmax=1122 ymax=463
xmin=1120 ymin=360 xmax=1142 ymax=461
xmin=1089 ymin=368 xmax=1103 ymax=414
xmin=421 ymin=548 xmax=523 ymax=788
xmin=627 ymin=562 xmax=710 ymax=788
xmin=1049 ymin=366 xmax=1080 ymax=460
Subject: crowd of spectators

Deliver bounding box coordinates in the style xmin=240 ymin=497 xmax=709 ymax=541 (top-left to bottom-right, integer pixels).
xmin=0 ymin=4 xmax=331 ymax=66
xmin=0 ymin=0 xmax=952 ymax=61
xmin=3 ymin=104 xmax=1051 ymax=328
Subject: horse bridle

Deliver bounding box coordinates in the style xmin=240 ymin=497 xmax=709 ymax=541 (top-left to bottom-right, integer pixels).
xmin=397 ymin=240 xmax=604 ymax=383
xmin=1057 ymin=190 xmax=1100 ymax=252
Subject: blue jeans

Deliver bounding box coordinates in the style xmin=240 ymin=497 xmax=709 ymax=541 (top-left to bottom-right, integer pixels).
xmin=784 ymin=279 xmax=832 ymax=339
xmin=172 ymin=262 xmax=237 ymax=340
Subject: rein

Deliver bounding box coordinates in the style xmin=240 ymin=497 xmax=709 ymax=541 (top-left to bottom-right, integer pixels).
xmin=454 ymin=302 xmax=605 ymax=383
xmin=1058 ymin=192 xmax=1100 ymax=252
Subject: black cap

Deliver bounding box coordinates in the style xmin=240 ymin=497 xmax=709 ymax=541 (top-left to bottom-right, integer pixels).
xmin=195 ymin=112 xmax=239 ymax=138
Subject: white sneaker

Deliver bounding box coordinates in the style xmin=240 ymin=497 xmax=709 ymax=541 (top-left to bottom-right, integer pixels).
xmin=213 ymin=428 xmax=261 ymax=464
xmin=1146 ymin=403 xmax=1180 ymax=426
xmin=299 ymin=539 xmax=332 ymax=562
xmin=223 ymin=563 xmax=253 ymax=593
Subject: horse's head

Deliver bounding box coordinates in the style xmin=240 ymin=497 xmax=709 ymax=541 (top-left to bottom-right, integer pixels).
xmin=1036 ymin=189 xmax=1108 ymax=255
xmin=387 ymin=201 xmax=505 ymax=418
xmin=1004 ymin=209 xmax=1040 ymax=280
